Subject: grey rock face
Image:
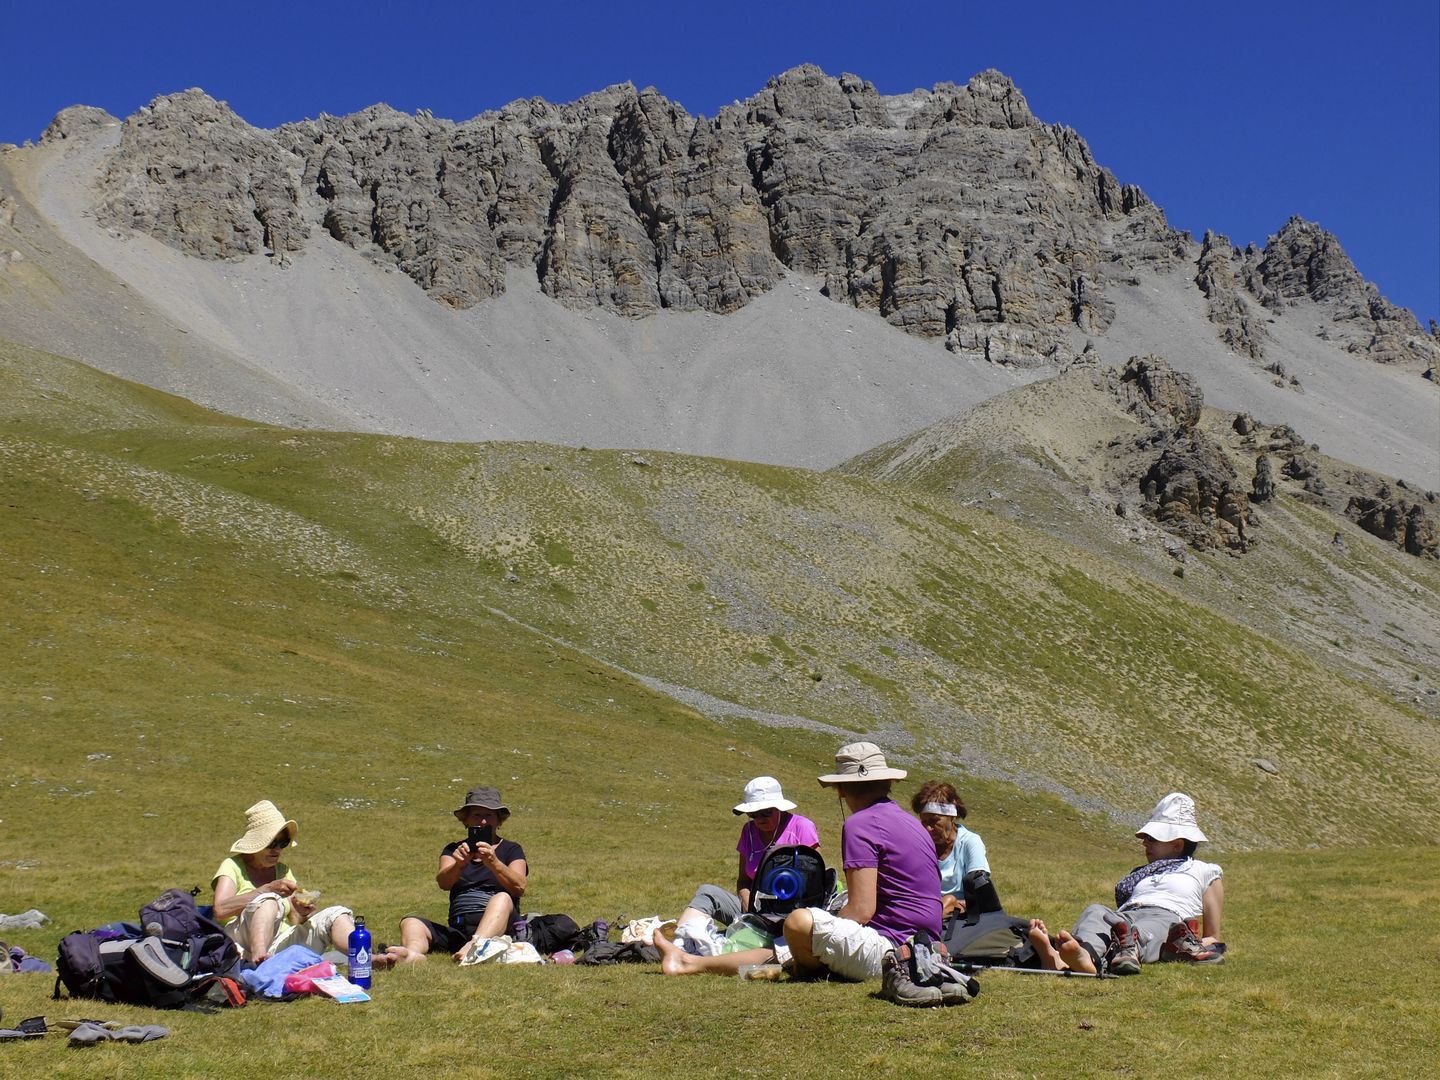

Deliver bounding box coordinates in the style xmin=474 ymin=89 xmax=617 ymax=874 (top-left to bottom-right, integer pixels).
xmin=98 ymin=90 xmax=308 ymax=263
xmin=1195 ymin=230 xmax=1266 ymax=359
xmin=88 ymin=68 xmax=1176 ymax=366
xmin=40 ymin=106 xmax=118 ymax=144
xmin=1244 ymin=217 xmax=1439 ymax=369
xmin=81 ymin=72 xmax=1430 ymax=372
xmin=1141 ymin=430 xmax=1252 ymax=552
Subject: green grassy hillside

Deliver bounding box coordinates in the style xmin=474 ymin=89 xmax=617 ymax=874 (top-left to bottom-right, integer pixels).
xmin=1 ymin=339 xmax=1436 ymax=1077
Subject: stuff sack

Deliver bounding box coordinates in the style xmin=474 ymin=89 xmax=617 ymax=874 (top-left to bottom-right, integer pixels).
xmin=747 ymin=844 xmax=834 ymax=933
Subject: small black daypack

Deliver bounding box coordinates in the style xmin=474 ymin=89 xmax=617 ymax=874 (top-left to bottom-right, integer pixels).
xmin=747 ymin=845 xmax=833 ymax=934
xmin=517 ymin=914 xmax=583 ymax=955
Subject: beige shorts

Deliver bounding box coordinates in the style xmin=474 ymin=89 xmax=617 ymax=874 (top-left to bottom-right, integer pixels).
xmin=230 ymin=894 xmax=352 ymax=958
xmin=805 ymin=908 xmax=894 ymax=982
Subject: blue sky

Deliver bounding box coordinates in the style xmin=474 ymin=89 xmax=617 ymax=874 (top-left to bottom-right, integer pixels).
xmin=6 ymin=1 xmax=1437 ymax=323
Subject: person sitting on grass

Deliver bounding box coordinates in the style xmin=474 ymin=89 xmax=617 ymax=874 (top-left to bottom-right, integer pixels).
xmin=910 ymin=779 xmax=989 ymax=918
xmin=213 ymin=799 xmax=403 ymax=964
xmin=654 ymin=742 xmax=956 ymax=1003
xmin=398 ymin=785 xmax=528 ymax=963
xmin=670 ymin=775 xmax=820 ymax=955
xmin=1027 ymin=792 xmax=1225 ymax=975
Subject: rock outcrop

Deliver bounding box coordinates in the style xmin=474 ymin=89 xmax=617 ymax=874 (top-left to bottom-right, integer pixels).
xmin=1241 ymin=217 xmax=1438 ymax=370
xmin=1195 ymin=230 xmax=1266 ymax=359
xmin=89 ymin=68 xmax=1180 ymax=366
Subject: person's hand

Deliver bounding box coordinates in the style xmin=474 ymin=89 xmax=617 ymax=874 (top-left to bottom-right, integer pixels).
xmin=453 ymin=841 xmax=476 ymax=864
xmin=472 ymin=842 xmax=498 ymax=866
xmin=265 ymin=880 xmax=297 ymax=897
xmin=292 ymin=898 xmax=316 ymax=921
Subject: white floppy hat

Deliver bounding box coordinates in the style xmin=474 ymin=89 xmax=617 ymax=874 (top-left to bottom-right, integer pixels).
xmin=230 ymin=800 xmax=299 ymax=855
xmin=817 ymin=741 xmax=908 ymax=785
xmin=1136 ymin=792 xmax=1208 ymax=844
xmin=733 ymin=776 xmax=798 ymax=815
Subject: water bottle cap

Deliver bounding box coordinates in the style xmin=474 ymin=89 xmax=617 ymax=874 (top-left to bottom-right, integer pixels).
xmin=356 ymin=916 xmax=365 ymax=925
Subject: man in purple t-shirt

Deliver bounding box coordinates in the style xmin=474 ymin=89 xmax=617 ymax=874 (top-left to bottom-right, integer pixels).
xmin=781 ymin=742 xmax=942 ymax=982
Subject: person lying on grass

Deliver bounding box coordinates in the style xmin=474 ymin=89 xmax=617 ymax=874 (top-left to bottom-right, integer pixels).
xmin=398 ymin=785 xmax=528 ymax=962
xmin=1027 ymin=792 xmax=1225 ymax=975
xmin=654 ymin=742 xmax=942 ymax=985
xmin=668 ymin=775 xmax=820 ymax=955
xmin=213 ymin=799 xmax=405 ymax=965
xmin=910 ymin=779 xmax=989 ymax=918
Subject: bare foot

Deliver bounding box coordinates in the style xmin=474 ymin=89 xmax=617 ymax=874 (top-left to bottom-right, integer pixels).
xmin=652 ymin=928 xmax=700 ymax=975
xmin=1028 ymin=919 xmax=1066 ymax=971
xmin=391 ymin=946 xmax=425 ymax=964
xmin=1056 ymin=931 xmax=1097 ymax=975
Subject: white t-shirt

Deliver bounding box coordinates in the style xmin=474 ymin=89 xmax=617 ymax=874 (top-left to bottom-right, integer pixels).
xmin=1121 ymin=858 xmax=1222 ymax=920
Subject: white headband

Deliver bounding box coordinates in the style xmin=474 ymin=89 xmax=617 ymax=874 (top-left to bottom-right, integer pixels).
xmin=920 ymin=802 xmax=958 ymax=817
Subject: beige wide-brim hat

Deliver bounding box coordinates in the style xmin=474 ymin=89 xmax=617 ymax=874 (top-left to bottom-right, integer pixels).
xmin=230 ymin=800 xmax=298 ymax=855
xmin=1136 ymin=792 xmax=1208 ymax=844
xmin=733 ymin=776 xmax=799 ymax=815
xmin=817 ymin=741 xmax=907 ymax=785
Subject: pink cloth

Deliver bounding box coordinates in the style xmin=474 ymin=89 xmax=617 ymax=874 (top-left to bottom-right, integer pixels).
xmin=283 ymin=961 xmax=337 ymax=995
xmin=737 ymin=812 xmax=821 ymax=879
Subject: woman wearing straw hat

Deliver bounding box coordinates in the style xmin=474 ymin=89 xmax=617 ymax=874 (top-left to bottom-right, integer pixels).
xmin=1027 ymin=792 xmax=1226 ymax=975
xmin=212 ymin=800 xmax=389 ymax=963
xmin=668 ymin=776 xmax=821 ymax=955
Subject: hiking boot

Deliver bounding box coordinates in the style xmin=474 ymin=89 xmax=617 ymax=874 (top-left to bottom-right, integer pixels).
xmin=937 ymin=969 xmax=981 ymax=1006
xmin=880 ymin=950 xmax=943 ymax=1007
xmin=1161 ymin=921 xmax=1226 ymax=964
xmin=1105 ymin=919 xmax=1142 ymax=975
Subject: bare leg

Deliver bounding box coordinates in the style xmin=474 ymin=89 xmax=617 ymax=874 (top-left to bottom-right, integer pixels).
xmin=1028 ymin=919 xmax=1067 ymax=972
xmin=398 ymin=917 xmax=434 ymax=961
xmin=329 ymin=913 xmax=356 ymax=951
xmin=1056 ymin=930 xmax=1097 ymax=975
xmin=246 ymin=897 xmax=283 ymax=961
xmin=471 ymin=892 xmax=516 ymax=941
xmin=676 ymin=907 xmax=709 ymax=927
xmin=781 ymin=908 xmax=824 ymax=977
xmin=652 ymin=929 xmax=772 ymax=976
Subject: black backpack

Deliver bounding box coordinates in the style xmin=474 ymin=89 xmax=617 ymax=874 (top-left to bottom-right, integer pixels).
xmin=942 ymin=870 xmax=1037 ymax=967
xmin=517 ymin=914 xmax=583 ymax=955
xmin=747 ymin=845 xmax=833 ymax=933
xmin=54 ymin=888 xmax=242 ymax=1008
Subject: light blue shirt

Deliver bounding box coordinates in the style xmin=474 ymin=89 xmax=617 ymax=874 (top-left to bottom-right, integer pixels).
xmin=937 ymin=826 xmax=990 ymax=897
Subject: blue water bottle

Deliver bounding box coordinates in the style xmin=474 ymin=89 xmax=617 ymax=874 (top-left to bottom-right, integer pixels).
xmin=348 ymin=916 xmax=372 ymax=989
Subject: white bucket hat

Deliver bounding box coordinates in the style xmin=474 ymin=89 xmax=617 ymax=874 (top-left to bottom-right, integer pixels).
xmin=230 ymin=800 xmax=298 ymax=855
xmin=733 ymin=776 xmax=798 ymax=815
xmin=817 ymin=741 xmax=907 ymax=785
xmin=1137 ymin=792 xmax=1207 ymax=844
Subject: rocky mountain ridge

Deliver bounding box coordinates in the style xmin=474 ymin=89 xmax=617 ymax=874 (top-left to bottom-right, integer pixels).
xmin=44 ymin=66 xmax=1437 ymax=373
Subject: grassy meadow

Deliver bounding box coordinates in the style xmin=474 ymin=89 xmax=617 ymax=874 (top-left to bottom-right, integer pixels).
xmin=1 ymin=339 xmax=1437 ymax=1076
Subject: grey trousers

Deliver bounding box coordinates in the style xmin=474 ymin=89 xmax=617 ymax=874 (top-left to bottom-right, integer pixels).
xmin=1071 ymin=903 xmax=1178 ymax=967
xmin=686 ymin=883 xmax=745 ymax=926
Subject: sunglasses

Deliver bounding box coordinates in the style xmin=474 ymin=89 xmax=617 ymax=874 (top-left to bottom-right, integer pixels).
xmin=746 ymin=808 xmax=780 ymax=819
xmin=267 ymin=833 xmax=293 ymax=850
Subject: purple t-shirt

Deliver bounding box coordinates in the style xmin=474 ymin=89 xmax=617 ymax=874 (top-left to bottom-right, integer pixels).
xmin=841 ymin=799 xmax=943 ymax=945
xmin=736 ymin=812 xmax=821 ymax=880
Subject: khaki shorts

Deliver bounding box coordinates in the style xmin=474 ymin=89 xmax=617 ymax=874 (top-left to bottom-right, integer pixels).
xmin=805 ymin=909 xmax=894 ymax=982
xmin=230 ymin=894 xmax=352 ymax=958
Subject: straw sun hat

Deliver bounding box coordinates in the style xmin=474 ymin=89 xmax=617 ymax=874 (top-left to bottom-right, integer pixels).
xmin=229 ymin=800 xmax=298 ymax=855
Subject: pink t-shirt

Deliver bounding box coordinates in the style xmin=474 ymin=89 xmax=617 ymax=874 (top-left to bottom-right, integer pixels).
xmin=736 ymin=812 xmax=821 ymax=880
